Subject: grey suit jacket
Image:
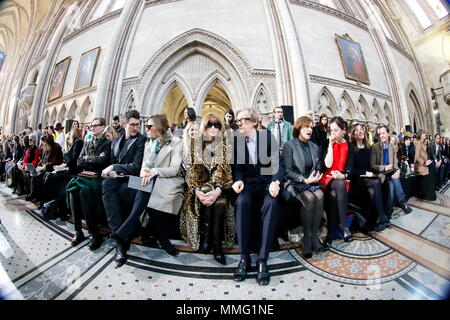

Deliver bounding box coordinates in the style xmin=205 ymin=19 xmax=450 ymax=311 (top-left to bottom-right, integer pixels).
xmin=282 ymin=138 xmax=319 ymax=184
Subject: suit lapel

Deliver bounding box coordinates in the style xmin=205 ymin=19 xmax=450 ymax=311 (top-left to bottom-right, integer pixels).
xmin=293 ymin=139 xmax=305 ymax=174
xmin=155 ymin=142 xmax=172 ymax=167
xmin=119 ymin=136 xmax=138 ymax=162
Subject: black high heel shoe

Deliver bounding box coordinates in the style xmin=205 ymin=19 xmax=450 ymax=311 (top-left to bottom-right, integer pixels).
xmin=213 ymin=246 xmax=226 ymax=265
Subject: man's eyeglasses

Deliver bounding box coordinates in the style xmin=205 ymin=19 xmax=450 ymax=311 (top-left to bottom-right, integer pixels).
xmin=91 ymin=124 xmax=103 ymax=128
xmin=206 ymin=122 xmax=222 ymax=129
xmin=146 ymin=124 xmax=154 ymax=130
xmin=235 ymin=118 xmax=251 ymax=125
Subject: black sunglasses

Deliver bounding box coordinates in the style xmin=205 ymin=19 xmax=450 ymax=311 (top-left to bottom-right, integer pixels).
xmin=146 ymin=124 xmax=153 ymax=130
xmin=206 ymin=122 xmax=222 ymax=129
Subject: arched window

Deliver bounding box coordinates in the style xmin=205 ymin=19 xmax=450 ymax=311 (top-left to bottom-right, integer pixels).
xmin=88 ymin=0 xmax=125 ymax=22
xmin=369 ymin=1 xmax=395 ymax=40
xmin=406 ymin=0 xmax=432 ymax=29
xmin=428 ymin=0 xmax=448 ymax=19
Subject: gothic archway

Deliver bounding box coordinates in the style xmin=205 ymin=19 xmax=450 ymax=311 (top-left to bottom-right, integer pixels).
xmin=138 ymin=29 xmax=251 ymax=117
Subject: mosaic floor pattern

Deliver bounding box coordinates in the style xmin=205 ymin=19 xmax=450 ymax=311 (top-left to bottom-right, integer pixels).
xmin=0 ymin=183 xmax=449 ymax=300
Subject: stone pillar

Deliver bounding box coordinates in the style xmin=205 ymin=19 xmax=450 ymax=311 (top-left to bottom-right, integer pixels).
xmin=263 ymin=0 xmax=310 ymax=118
xmin=93 ymin=0 xmax=141 ymax=120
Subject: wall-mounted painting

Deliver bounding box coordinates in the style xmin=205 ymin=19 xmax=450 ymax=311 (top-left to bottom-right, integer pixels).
xmin=74 ymin=47 xmax=101 ymax=91
xmin=0 ymin=52 xmax=7 ymax=73
xmin=48 ymin=57 xmax=71 ymax=102
xmin=335 ymin=33 xmax=370 ymax=85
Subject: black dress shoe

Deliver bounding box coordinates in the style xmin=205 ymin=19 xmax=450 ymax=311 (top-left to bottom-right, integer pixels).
xmin=399 ymin=202 xmax=413 ymax=214
xmin=115 ymin=242 xmax=128 ymax=268
xmin=234 ymin=259 xmax=250 ymax=282
xmin=303 ymin=252 xmax=313 ymax=259
xmin=319 ymin=238 xmax=332 ymax=252
xmin=342 ymin=228 xmax=354 ymax=242
xmin=256 ymin=259 xmax=270 ymax=286
xmin=71 ymin=231 xmax=86 ymax=247
xmin=89 ymin=234 xmax=103 ymax=251
xmin=373 ymin=223 xmax=387 ymax=232
xmin=213 ymin=247 xmax=226 ymax=265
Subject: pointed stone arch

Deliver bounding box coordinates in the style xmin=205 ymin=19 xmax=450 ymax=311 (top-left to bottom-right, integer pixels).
xmin=338 ymin=90 xmax=355 ymax=120
xmin=315 ymin=87 xmax=337 ymax=117
xmin=161 ymin=81 xmax=190 ymax=125
xmin=138 ymin=29 xmax=251 ymax=116
xmin=251 ymin=82 xmax=273 ymax=114
xmin=124 ymin=89 xmax=138 ymax=113
xmin=79 ymin=96 xmax=94 ymax=125
xmin=49 ymin=108 xmax=57 ymax=126
xmin=384 ymin=102 xmax=394 ymax=129
xmin=357 ymin=95 xmax=371 ymax=122
xmin=67 ymin=101 xmax=78 ymax=120
xmin=407 ymin=86 xmax=426 ymax=133
xmin=57 ymin=104 xmax=66 ymax=123
xmin=372 ymin=98 xmax=383 ymax=123
xmin=195 ymin=71 xmax=233 ymax=115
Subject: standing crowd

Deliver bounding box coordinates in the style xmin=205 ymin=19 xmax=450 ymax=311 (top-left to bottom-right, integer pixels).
xmin=0 ymin=106 xmax=449 ymax=286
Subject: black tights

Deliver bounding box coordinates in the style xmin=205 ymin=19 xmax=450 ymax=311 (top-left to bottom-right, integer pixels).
xmin=200 ymin=200 xmax=226 ymax=252
xmin=365 ymin=179 xmax=388 ymax=226
xmin=325 ymin=179 xmax=348 ymax=238
xmin=146 ymin=209 xmax=176 ymax=254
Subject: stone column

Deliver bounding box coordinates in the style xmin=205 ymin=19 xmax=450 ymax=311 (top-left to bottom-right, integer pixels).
xmin=93 ymin=0 xmax=142 ymax=120
xmin=263 ymin=0 xmax=310 ymax=118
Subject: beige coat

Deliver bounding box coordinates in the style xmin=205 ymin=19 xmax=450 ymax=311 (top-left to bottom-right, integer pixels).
xmin=414 ymin=140 xmax=429 ymax=176
xmin=143 ymin=136 xmax=185 ymax=215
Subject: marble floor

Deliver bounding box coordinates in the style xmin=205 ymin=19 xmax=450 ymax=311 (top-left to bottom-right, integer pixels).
xmin=0 ymin=183 xmax=449 ymax=300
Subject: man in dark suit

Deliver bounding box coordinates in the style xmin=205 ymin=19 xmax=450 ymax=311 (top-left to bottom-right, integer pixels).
xmin=101 ymin=110 xmax=146 ymax=267
xmin=401 ymin=136 xmax=415 ymax=166
xmin=231 ymin=108 xmax=284 ymax=286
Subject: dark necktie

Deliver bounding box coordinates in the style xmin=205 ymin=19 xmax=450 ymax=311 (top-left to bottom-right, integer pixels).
xmin=277 ymin=122 xmax=281 ymax=145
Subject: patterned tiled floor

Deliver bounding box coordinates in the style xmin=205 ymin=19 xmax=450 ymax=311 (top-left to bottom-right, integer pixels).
xmin=0 ymin=183 xmax=449 ymax=300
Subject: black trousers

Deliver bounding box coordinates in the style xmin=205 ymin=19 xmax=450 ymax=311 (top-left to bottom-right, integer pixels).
xmin=69 ymin=189 xmax=106 ymax=235
xmin=234 ymin=182 xmax=281 ymax=262
xmin=114 ymin=190 xmax=150 ymax=241
xmin=102 ymin=178 xmax=137 ymax=233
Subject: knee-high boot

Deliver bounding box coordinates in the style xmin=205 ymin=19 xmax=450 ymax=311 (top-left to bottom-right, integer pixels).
xmin=212 ymin=200 xmax=226 ymax=265
xmin=200 ymin=205 xmax=213 ymax=253
xmin=300 ymin=205 xmax=314 ymax=257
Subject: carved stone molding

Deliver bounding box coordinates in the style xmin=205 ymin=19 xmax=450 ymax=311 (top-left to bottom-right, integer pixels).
xmin=62 ymin=10 xmax=122 ymax=45
xmin=121 ymin=29 xmax=277 ymax=114
xmin=145 ymin=0 xmax=183 ymax=8
xmin=309 ymin=75 xmax=392 ymax=101
xmin=289 ymin=0 xmax=368 ymax=31
xmin=387 ymin=38 xmax=414 ymax=62
xmin=138 ymin=29 xmax=255 ymax=84
xmin=45 ymin=86 xmax=97 ymax=108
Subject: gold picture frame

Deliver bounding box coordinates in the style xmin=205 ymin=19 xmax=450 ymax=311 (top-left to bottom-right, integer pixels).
xmin=74 ymin=47 xmax=101 ymax=92
xmin=48 ymin=57 xmax=71 ymax=102
xmin=335 ymin=33 xmax=370 ymax=85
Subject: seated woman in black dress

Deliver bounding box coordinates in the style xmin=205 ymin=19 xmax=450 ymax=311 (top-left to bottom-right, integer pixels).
xmin=282 ymin=116 xmax=324 ymax=259
xmin=349 ymin=123 xmax=389 ymax=232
